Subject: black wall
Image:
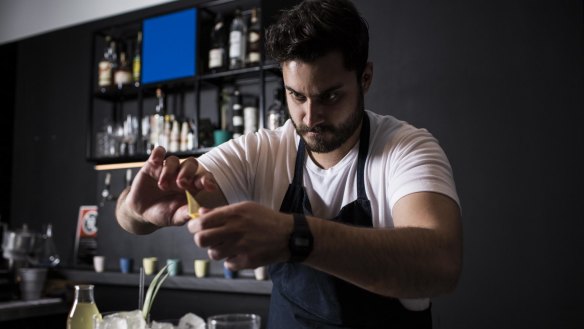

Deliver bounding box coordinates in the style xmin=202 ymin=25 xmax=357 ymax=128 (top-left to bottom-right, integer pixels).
xmin=2 ymin=0 xmax=583 ymax=328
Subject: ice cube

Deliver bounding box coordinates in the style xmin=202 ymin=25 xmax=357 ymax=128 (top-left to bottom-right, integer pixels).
xmin=150 ymin=321 xmax=175 ymax=329
xmin=177 ymin=312 xmax=206 ymax=329
xmin=99 ymin=310 xmax=146 ymax=329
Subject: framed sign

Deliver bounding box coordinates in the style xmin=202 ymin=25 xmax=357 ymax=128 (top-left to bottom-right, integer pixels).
xmin=73 ymin=205 xmax=98 ymax=266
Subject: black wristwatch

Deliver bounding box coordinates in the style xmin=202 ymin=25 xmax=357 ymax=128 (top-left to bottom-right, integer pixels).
xmin=288 ymin=213 xmax=314 ymax=263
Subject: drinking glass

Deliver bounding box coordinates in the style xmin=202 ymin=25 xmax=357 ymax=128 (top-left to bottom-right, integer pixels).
xmin=207 ymin=314 xmax=260 ymax=329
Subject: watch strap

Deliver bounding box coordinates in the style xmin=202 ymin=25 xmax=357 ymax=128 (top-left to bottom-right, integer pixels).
xmin=288 ymin=213 xmax=314 ymax=263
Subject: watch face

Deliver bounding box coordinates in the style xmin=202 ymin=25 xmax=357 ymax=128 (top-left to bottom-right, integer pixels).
xmin=293 ymin=236 xmax=311 ymax=247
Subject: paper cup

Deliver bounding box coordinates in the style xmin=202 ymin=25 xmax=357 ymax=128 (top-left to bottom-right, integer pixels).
xmin=194 ymin=259 xmax=209 ymax=278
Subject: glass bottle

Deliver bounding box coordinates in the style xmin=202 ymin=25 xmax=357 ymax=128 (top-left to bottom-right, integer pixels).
xmin=114 ymin=51 xmax=132 ymax=88
xmin=246 ymin=8 xmax=261 ymax=66
xmin=209 ymin=13 xmax=227 ymax=72
xmin=267 ymin=87 xmax=287 ymax=130
xmin=37 ymin=223 xmax=60 ymax=267
xmin=133 ymin=32 xmax=142 ymax=86
xmin=67 ymin=285 xmax=101 ymax=329
xmin=229 ymin=8 xmax=247 ymax=70
xmin=98 ymin=36 xmax=114 ymax=88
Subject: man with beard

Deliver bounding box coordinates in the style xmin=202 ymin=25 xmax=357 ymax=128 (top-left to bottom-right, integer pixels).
xmin=116 ymin=0 xmax=462 ymax=327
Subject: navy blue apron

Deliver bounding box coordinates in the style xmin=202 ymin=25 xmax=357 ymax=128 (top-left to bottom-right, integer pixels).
xmin=268 ymin=114 xmax=432 ymax=328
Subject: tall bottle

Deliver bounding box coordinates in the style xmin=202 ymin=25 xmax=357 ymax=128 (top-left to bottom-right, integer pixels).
xmin=229 ymin=8 xmax=247 ymax=70
xmin=208 ymin=13 xmax=227 ymax=72
xmin=246 ymin=8 xmax=261 ymax=67
xmin=67 ymin=285 xmax=101 ymax=329
xmin=232 ymin=88 xmax=244 ymax=138
xmin=133 ymin=32 xmax=142 ymax=86
xmin=150 ymin=88 xmax=166 ymax=151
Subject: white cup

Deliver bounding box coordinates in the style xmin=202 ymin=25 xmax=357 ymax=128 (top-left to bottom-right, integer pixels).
xmin=254 ymin=266 xmax=267 ymax=281
xmin=93 ymin=255 xmax=105 ymax=273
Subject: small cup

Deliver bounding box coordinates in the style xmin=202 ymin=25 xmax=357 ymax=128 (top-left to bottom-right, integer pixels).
xmin=223 ymin=264 xmax=238 ymax=279
xmin=194 ymin=259 xmax=209 ymax=278
xmin=93 ymin=256 xmax=105 ymax=273
xmin=254 ymin=266 xmax=268 ymax=281
xmin=213 ymin=130 xmax=232 ymax=146
xmin=119 ymin=257 xmax=133 ymax=274
xmin=166 ymin=259 xmax=182 ymax=276
xmin=143 ymin=257 xmax=158 ymax=275
xmin=18 ymin=267 xmax=48 ymax=300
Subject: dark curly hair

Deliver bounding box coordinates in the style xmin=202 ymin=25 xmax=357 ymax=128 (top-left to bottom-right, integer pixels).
xmin=265 ymin=0 xmax=369 ymax=78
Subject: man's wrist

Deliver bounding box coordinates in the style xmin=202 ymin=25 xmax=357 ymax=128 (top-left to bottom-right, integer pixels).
xmin=288 ymin=213 xmax=314 ymax=263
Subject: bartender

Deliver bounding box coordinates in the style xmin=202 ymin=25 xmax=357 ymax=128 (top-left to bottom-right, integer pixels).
xmin=116 ymin=0 xmax=462 ymax=327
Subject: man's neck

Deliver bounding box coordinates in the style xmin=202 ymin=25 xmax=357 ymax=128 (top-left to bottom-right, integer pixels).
xmin=308 ymin=123 xmax=362 ymax=170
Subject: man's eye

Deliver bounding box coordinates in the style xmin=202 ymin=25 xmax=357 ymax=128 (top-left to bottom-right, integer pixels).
xmin=322 ymin=92 xmax=339 ymax=103
xmin=289 ymin=91 xmax=305 ymax=101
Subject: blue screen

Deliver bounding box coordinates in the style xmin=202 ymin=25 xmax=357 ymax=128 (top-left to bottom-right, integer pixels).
xmin=142 ymin=8 xmax=197 ymax=84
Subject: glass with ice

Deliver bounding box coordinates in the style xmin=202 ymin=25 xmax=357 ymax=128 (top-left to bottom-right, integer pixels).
xmin=93 ymin=310 xmax=206 ymax=329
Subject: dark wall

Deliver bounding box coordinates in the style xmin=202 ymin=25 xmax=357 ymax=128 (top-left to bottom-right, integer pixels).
xmin=2 ymin=0 xmax=583 ymax=328
xmin=0 ymin=42 xmax=16 ymax=224
xmin=356 ymin=0 xmax=584 ymax=328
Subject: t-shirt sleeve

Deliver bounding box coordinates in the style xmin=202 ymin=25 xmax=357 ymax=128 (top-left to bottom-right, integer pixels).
xmin=197 ymin=134 xmax=259 ymax=205
xmin=387 ymin=127 xmax=460 ymax=211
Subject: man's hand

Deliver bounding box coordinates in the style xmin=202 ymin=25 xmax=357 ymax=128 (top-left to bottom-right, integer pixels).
xmin=187 ymin=202 xmax=294 ymax=270
xmin=115 ymin=146 xmax=222 ymax=234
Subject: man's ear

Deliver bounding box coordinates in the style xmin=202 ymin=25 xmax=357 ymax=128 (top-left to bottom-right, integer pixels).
xmin=361 ymin=62 xmax=373 ymax=93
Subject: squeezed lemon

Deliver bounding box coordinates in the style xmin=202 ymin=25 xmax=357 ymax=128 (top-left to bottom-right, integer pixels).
xmin=186 ymin=190 xmax=200 ymax=218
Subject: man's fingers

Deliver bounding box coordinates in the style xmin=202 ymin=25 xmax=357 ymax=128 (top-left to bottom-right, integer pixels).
xmin=158 ymin=156 xmax=181 ymax=191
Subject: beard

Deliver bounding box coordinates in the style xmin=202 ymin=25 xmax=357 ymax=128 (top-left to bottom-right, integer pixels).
xmin=292 ymin=90 xmax=365 ymax=153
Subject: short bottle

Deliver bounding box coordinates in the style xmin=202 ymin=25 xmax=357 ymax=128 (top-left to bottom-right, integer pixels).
xmin=67 ymin=285 xmax=101 ymax=329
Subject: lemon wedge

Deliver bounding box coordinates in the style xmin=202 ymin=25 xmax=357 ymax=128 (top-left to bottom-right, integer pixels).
xmin=186 ymin=190 xmax=200 ymax=219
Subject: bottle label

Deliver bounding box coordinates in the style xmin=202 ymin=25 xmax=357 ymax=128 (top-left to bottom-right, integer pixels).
xmin=248 ymin=52 xmax=261 ymax=64
xmin=249 ymin=31 xmax=260 ymax=43
xmin=98 ymin=61 xmax=112 ymax=86
xmin=133 ymin=57 xmax=141 ymax=82
xmin=114 ymin=71 xmax=132 ymax=86
xmin=233 ymin=116 xmax=243 ymax=126
xmin=229 ymin=31 xmax=243 ymax=58
xmin=209 ymin=48 xmax=224 ymax=69
xmin=244 ymin=107 xmax=258 ymax=134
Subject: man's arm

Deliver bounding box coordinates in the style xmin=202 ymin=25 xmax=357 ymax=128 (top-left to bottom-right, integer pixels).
xmin=305 ymin=191 xmax=462 ymax=298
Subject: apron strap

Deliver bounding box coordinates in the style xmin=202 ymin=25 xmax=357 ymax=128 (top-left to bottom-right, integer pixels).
xmin=356 ymin=113 xmax=370 ymax=200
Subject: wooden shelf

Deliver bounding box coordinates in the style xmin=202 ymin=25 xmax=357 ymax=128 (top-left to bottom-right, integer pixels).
xmin=57 ymin=269 xmax=272 ymax=296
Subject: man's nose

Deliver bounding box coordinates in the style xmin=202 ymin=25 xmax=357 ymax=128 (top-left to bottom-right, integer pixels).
xmin=303 ymin=100 xmax=323 ymax=128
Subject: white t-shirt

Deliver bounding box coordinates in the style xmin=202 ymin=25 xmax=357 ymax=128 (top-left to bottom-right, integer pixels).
xmin=197 ymin=110 xmax=459 ymax=311
xmin=198 ymin=110 xmax=459 ymax=226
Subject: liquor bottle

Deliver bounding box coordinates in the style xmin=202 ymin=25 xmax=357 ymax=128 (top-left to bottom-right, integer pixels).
xmin=98 ymin=36 xmax=115 ymax=88
xmin=150 ymin=88 xmax=166 ymax=150
xmin=246 ymin=8 xmax=261 ymax=66
xmin=114 ymin=51 xmax=132 ymax=88
xmin=133 ymin=32 xmax=142 ymax=86
xmin=232 ymin=88 xmax=244 ymax=138
xmin=208 ymin=13 xmax=227 ymax=72
xmin=267 ymin=87 xmax=287 ymax=130
xmin=67 ymin=285 xmax=101 ymax=329
xmin=169 ymin=119 xmax=180 ymax=152
xmin=229 ymin=8 xmax=247 ymax=70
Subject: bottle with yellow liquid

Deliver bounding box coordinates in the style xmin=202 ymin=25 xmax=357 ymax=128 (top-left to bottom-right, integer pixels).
xmin=67 ymin=284 xmax=102 ymax=329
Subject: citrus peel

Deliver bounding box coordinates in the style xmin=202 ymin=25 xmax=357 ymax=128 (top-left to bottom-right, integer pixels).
xmin=186 ymin=190 xmax=200 ymax=219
